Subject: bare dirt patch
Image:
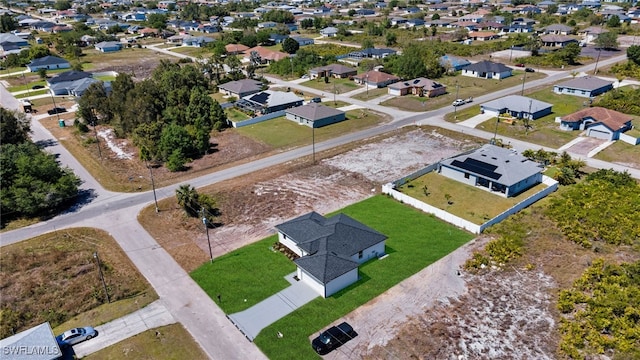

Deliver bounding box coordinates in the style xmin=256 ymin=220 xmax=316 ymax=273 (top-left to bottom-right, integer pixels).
xmin=139 ymin=126 xmax=484 ymax=272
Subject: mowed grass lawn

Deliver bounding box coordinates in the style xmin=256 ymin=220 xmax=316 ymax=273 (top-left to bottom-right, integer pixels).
xmin=475 ymin=86 xmax=586 ymax=148
xmin=192 ymin=195 xmax=473 ymax=359
xmin=301 ymin=77 xmax=359 ymax=94
xmin=235 ymin=109 xmax=385 ymax=148
xmin=85 ymin=324 xmax=207 ymax=360
xmin=398 ymin=171 xmax=548 ymax=224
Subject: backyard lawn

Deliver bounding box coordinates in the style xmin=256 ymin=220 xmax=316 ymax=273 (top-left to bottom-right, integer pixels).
xmin=474 ymin=86 xmax=588 ymax=149
xmin=192 ymin=195 xmax=473 ymax=359
xmin=301 ymin=77 xmax=359 ymax=94
xmin=398 ymin=171 xmax=548 ymax=224
xmin=234 ymin=109 xmax=386 ymax=148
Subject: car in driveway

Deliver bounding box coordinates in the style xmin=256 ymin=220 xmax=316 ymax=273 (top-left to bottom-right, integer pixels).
xmin=47 ymin=107 xmax=67 ymax=115
xmin=311 ymin=322 xmax=357 ymax=355
xmin=56 ymin=327 xmax=98 ymax=347
xmin=525 ymin=67 xmax=535 ymax=73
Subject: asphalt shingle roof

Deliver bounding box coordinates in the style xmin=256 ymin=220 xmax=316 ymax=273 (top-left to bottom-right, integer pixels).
xmin=285 ymin=103 xmax=344 ymax=122
xmin=28 ymin=55 xmax=69 ymax=67
xmin=481 ymin=95 xmax=552 ymax=114
xmin=462 ymin=60 xmax=512 ymax=74
xmin=555 ymin=76 xmax=613 ymax=91
xmin=218 ymin=79 xmax=262 ymax=95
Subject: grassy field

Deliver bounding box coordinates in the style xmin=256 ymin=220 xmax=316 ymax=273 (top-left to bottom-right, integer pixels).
xmin=79 ymin=47 xmax=176 ymax=68
xmin=301 ymin=77 xmax=359 ymax=94
xmin=0 ymin=228 xmax=157 ymax=339
xmin=398 ymin=171 xmax=549 ymax=224
xmin=474 ymin=86 xmax=588 ymax=149
xmin=225 ymin=107 xmax=251 ymax=122
xmin=170 ymin=46 xmax=212 ymax=58
xmin=351 ymin=87 xmax=388 ymax=101
xmin=593 ymin=137 xmax=640 ymax=168
xmin=84 ymin=324 xmax=207 ymax=360
xmin=192 ymin=195 xmax=473 ymax=359
xmin=235 ymin=109 xmax=386 ymax=148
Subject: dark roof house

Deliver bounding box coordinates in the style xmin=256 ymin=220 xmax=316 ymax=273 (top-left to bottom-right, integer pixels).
xmin=461 ymin=60 xmax=512 ymax=79
xmin=285 ymin=103 xmax=346 ymax=128
xmin=276 ymin=212 xmax=387 ymax=297
xmin=26 ymin=55 xmax=70 ymax=72
xmin=218 ymin=79 xmax=263 ymax=98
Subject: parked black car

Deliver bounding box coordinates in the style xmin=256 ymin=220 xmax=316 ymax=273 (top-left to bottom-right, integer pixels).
xmin=311 ymin=322 xmax=357 ymax=355
xmin=525 ymin=67 xmax=535 ymax=73
xmin=32 ymin=85 xmax=45 ymax=89
xmin=47 ymin=107 xmax=67 ymax=115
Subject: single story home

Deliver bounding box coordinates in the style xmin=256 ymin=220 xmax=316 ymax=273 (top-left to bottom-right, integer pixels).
xmin=353 ymin=70 xmax=400 ymax=88
xmin=309 ymin=64 xmax=357 ymax=79
xmin=438 ymin=144 xmax=543 ymax=197
xmin=236 ymin=90 xmax=303 ymax=114
xmin=225 ymin=43 xmax=249 ymax=54
xmin=26 ymin=55 xmax=70 ymax=72
xmin=387 ymin=77 xmax=447 ymax=97
xmin=285 ymin=103 xmax=346 ymax=128
xmin=481 ymin=95 xmax=552 ymax=120
xmin=559 ymin=107 xmax=633 ymax=141
xmin=275 ymin=212 xmax=387 ymax=298
xmin=440 ymin=55 xmax=471 ymax=71
xmin=468 ymin=31 xmax=500 ymax=41
xmin=543 ymin=24 xmax=574 ymax=35
xmin=541 ymin=34 xmax=579 ymax=47
xmin=290 ymin=36 xmax=314 ymax=46
xmin=95 ymin=41 xmax=122 ymax=52
xmin=553 ymin=76 xmax=614 ymax=98
xmin=320 ymin=26 xmax=338 ymax=37
xmin=461 ymin=60 xmax=512 ymax=80
xmin=183 ymin=36 xmax=214 ymax=47
xmin=243 ymin=46 xmax=289 ymax=64
xmin=218 ymin=79 xmax=263 ymax=98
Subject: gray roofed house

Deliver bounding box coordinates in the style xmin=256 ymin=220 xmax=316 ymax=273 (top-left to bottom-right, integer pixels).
xmin=481 ymin=95 xmax=552 ymax=120
xmin=543 ymin=24 xmax=574 ymax=35
xmin=553 ymin=76 xmax=614 ymax=98
xmin=285 ymin=103 xmax=346 ymax=127
xmin=218 ymin=79 xmax=263 ymax=98
xmin=461 ymin=60 xmax=513 ymax=79
xmin=0 ymin=322 xmax=61 ymax=360
xmin=309 ymin=64 xmax=357 ymax=79
xmin=438 ymin=144 xmax=543 ymax=197
xmin=276 ymin=212 xmax=387 ymax=297
xmin=26 ymin=55 xmax=71 ymax=72
xmin=236 ymin=90 xmax=303 ymax=114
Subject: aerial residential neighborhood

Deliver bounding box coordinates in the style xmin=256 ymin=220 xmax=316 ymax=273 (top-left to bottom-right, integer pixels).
xmin=1 ymin=0 xmax=640 ymax=358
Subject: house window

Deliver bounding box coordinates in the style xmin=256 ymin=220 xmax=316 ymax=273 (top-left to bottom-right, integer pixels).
xmin=464 ymin=173 xmax=470 ymax=179
xmin=358 ymin=251 xmax=363 ymax=259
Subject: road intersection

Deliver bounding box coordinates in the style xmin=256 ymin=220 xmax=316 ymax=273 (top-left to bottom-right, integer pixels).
xmin=1 ymin=51 xmax=638 ymax=359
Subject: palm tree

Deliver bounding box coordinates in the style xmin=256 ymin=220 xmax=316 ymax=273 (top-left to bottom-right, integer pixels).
xmin=176 ymin=184 xmax=199 ymax=217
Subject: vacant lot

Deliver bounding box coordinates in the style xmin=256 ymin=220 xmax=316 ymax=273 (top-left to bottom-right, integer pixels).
xmin=139 ymin=127 xmax=484 ymax=272
xmin=0 ymin=228 xmax=156 ymax=338
xmin=594 ymin=138 xmax=640 ymax=169
xmin=84 ymin=324 xmax=207 ymax=360
xmin=301 ymin=77 xmax=359 ymax=94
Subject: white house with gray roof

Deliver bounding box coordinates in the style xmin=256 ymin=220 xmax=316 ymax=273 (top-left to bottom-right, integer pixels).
xmin=481 ymin=95 xmax=552 ymax=120
xmin=553 ymin=76 xmax=614 ymax=98
xmin=275 ymin=212 xmax=387 ymax=298
xmin=461 ymin=60 xmax=513 ymax=79
xmin=218 ymin=79 xmax=262 ymax=98
xmin=438 ymin=144 xmax=543 ymax=197
xmin=285 ymin=103 xmax=346 ymax=128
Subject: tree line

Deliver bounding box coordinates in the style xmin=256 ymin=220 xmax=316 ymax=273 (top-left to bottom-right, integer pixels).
xmin=77 ymin=60 xmax=227 ymax=171
xmin=0 ymin=108 xmax=81 ymax=227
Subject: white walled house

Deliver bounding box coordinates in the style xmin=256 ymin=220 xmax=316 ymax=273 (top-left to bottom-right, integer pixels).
xmin=461 ymin=60 xmax=513 ymax=79
xmin=275 ymin=212 xmax=387 ymax=298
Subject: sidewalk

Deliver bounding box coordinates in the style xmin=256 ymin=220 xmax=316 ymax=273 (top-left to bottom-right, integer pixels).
xmin=73 ymin=300 xmax=176 ymax=358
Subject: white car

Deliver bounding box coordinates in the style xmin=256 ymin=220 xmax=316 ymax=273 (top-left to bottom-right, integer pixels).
xmin=56 ymin=327 xmax=98 ymax=347
xmin=452 ymin=99 xmax=466 ymax=107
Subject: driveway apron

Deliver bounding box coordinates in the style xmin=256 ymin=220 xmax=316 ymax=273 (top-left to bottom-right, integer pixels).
xmin=229 ymin=274 xmax=319 ymax=341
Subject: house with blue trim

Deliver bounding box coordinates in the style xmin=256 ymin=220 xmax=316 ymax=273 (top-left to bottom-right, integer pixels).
xmin=95 ymin=41 xmax=123 ymax=52
xmin=26 ymin=56 xmax=70 ymax=72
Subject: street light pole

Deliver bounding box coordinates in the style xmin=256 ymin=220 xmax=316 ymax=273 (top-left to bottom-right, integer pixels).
xmin=93 ymin=252 xmax=110 ymax=303
xmin=201 ymin=208 xmax=213 ymax=263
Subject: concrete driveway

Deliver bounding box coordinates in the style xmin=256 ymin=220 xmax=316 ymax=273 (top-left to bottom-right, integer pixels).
xmin=228 ymin=273 xmax=319 ymax=341
xmin=71 ymin=300 xmax=175 ymax=358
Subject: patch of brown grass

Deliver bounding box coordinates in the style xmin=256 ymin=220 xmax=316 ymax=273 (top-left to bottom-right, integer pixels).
xmin=0 ymin=228 xmax=156 ymax=338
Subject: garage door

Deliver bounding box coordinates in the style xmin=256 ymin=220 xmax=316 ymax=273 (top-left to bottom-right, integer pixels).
xmin=481 ymin=106 xmax=500 ymax=116
xmin=587 ymin=129 xmax=611 ymax=140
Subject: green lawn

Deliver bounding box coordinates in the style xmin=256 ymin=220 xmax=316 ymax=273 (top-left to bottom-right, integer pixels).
xmin=225 ymin=107 xmax=251 ymax=122
xmin=593 ymin=138 xmax=640 ymax=169
xmin=301 ymin=77 xmax=359 ymax=94
xmin=351 ymin=87 xmax=388 ymax=101
xmin=7 ymin=80 xmax=46 ymax=92
xmin=398 ymin=171 xmax=548 ymax=224
xmin=475 ymin=87 xmax=588 ymax=149
xmin=170 ymin=46 xmax=212 ymax=57
xmin=15 ymin=89 xmax=48 ymax=98
xmin=235 ymin=109 xmax=385 ymax=149
xmin=192 ymin=195 xmax=473 ymax=360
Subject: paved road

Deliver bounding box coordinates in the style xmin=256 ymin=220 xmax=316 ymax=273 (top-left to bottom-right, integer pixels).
xmin=1 ymin=49 xmax=637 ymax=359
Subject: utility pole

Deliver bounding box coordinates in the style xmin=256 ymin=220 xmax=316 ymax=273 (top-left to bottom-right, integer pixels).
xmin=201 ymin=208 xmax=213 ymax=263
xmin=593 ymin=47 xmax=602 ymax=75
xmin=312 ymin=125 xmax=316 ymax=164
xmin=333 ymin=82 xmax=337 ymax=105
xmin=93 ymin=252 xmax=110 ymax=303
xmin=48 ymin=89 xmax=61 ymax=123
xmin=454 ymin=82 xmax=459 ymax=119
xmin=146 ymin=160 xmax=159 ymax=212
xmin=521 ymin=71 xmax=527 ymax=96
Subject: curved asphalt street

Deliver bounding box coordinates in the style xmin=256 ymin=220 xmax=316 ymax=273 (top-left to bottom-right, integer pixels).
xmin=1 ymin=49 xmax=638 ymax=360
